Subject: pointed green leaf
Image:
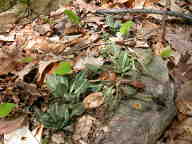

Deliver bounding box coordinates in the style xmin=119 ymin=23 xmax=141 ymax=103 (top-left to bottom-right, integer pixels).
xmin=53 ymin=61 xmax=72 ymax=75
xmin=19 ymin=57 xmax=34 ymax=63
xmin=64 ymin=9 xmax=80 ymax=24
xmin=0 ymin=103 xmax=16 ymax=117
xmin=119 ymin=21 xmax=134 ymax=36
xmin=160 ymin=47 xmax=173 ymax=57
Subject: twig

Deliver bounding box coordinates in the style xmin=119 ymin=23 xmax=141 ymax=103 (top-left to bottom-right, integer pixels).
xmin=96 ymin=8 xmax=192 ymax=21
xmin=161 ymin=0 xmax=171 ymax=42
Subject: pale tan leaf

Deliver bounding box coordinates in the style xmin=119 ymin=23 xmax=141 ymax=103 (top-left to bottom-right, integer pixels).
xmin=83 ymin=92 xmax=104 ymax=109
xmin=133 ymin=0 xmax=146 ymax=8
xmin=74 ymin=56 xmax=104 ymax=71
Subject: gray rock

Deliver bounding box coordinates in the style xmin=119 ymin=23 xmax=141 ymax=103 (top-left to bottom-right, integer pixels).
xmin=95 ymin=56 xmax=176 ymax=144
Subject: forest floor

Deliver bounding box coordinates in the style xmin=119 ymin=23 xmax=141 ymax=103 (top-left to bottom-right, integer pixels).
xmin=0 ymin=0 xmax=192 ymax=144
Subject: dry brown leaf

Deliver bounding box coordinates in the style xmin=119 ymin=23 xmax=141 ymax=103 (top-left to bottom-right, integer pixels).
xmin=0 ymin=116 xmax=26 ymax=135
xmin=152 ymin=38 xmax=164 ymax=56
xmin=171 ymin=53 xmax=192 ymax=85
xmin=176 ymin=81 xmax=192 ymax=116
xmin=74 ymin=56 xmax=104 ymax=71
xmin=144 ymin=0 xmax=159 ymax=7
xmin=16 ymin=62 xmax=37 ymax=81
xmin=36 ymin=60 xmax=59 ymax=86
xmin=73 ymin=115 xmax=96 ymax=141
xmin=113 ymin=0 xmax=131 ymax=5
xmin=99 ymin=71 xmax=117 ymax=81
xmin=133 ymin=0 xmax=145 ymax=8
xmin=135 ymin=40 xmax=149 ymax=48
xmin=0 ymin=47 xmax=22 ymax=75
xmin=181 ymin=118 xmax=192 ymax=136
xmin=73 ymin=0 xmax=100 ymax=12
xmin=131 ymin=103 xmax=142 ymax=109
xmin=33 ymin=24 xmax=52 ymax=36
xmin=129 ymin=80 xmax=145 ymax=88
xmin=83 ymin=92 xmax=104 ymax=109
xmin=84 ymin=15 xmax=104 ymax=26
xmin=166 ymin=28 xmax=192 ymax=55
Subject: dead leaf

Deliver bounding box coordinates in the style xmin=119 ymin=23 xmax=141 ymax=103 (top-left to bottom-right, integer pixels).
xmin=129 ymin=80 xmax=145 ymax=88
xmin=73 ymin=115 xmax=96 ymax=141
xmin=16 ymin=62 xmax=37 ymax=81
xmin=0 ymin=116 xmax=26 ymax=135
xmin=171 ymin=53 xmax=192 ymax=85
xmin=0 ymin=47 xmax=22 ymax=75
xmin=181 ymin=118 xmax=192 ymax=136
xmin=176 ymin=81 xmax=192 ymax=116
xmin=36 ymin=60 xmax=59 ymax=86
xmin=131 ymin=103 xmax=142 ymax=109
xmin=133 ymin=0 xmax=145 ymax=8
xmin=84 ymin=15 xmax=104 ymax=26
xmin=74 ymin=56 xmax=104 ymax=71
xmin=99 ymin=71 xmax=117 ymax=81
xmin=15 ymin=81 xmax=41 ymax=105
xmin=73 ymin=0 xmax=100 ymax=12
xmin=83 ymin=92 xmax=104 ymax=109
xmin=51 ymin=132 xmax=65 ymax=144
xmin=165 ymin=27 xmax=192 ymax=55
xmin=33 ymin=24 xmax=52 ymax=36
xmin=4 ymin=125 xmax=43 ymax=144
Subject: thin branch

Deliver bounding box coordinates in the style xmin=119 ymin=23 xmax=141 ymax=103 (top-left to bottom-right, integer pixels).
xmin=161 ymin=0 xmax=171 ymax=41
xmin=96 ymin=8 xmax=192 ymax=21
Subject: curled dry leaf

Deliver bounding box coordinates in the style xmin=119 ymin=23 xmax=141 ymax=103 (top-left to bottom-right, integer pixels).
xmin=36 ymin=60 xmax=59 ymax=86
xmin=83 ymin=92 xmax=104 ymax=109
xmin=0 ymin=116 xmax=26 ymax=135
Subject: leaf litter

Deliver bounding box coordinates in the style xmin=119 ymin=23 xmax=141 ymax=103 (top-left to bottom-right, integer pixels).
xmin=0 ymin=0 xmax=192 ymax=143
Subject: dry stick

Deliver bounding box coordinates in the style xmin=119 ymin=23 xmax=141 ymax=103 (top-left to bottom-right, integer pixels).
xmin=161 ymin=0 xmax=171 ymax=42
xmin=96 ymin=8 xmax=192 ymax=21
